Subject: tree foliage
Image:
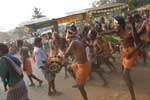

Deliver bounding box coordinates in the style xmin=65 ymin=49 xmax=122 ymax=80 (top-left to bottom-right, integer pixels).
xmin=92 ymin=0 xmax=139 ymax=11
xmin=128 ymin=0 xmax=139 ymax=11
xmin=32 ymin=7 xmax=45 ymax=19
xmin=92 ymin=0 xmax=114 ymax=7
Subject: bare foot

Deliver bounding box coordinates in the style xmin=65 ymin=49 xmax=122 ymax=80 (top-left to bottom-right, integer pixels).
xmin=102 ymin=82 xmax=108 ymax=87
xmin=64 ymin=75 xmax=69 ymax=79
xmin=72 ymin=84 xmax=78 ymax=88
xmin=53 ymin=91 xmax=62 ymax=96
xmin=38 ymin=81 xmax=43 ymax=87
xmin=48 ymin=91 xmax=53 ymax=96
xmin=29 ymin=83 xmax=35 ymax=87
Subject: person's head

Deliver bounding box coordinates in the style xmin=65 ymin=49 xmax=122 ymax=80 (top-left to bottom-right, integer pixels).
xmin=65 ymin=25 xmax=77 ymax=43
xmin=34 ymin=37 xmax=42 ymax=47
xmin=69 ymin=24 xmax=77 ymax=34
xmin=47 ymin=32 xmax=52 ymax=39
xmin=0 ymin=43 xmax=9 ymax=57
xmin=16 ymin=40 xmax=23 ymax=48
xmin=133 ymin=14 xmax=142 ymax=23
xmin=87 ymin=28 xmax=97 ymax=40
xmin=94 ymin=21 xmax=102 ymax=32
xmin=65 ymin=30 xmax=76 ymax=44
xmin=113 ymin=16 xmax=126 ymax=32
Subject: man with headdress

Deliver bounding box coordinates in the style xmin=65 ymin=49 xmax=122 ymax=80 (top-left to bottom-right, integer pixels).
xmin=64 ymin=25 xmax=91 ymax=100
xmin=112 ymin=16 xmax=138 ymax=100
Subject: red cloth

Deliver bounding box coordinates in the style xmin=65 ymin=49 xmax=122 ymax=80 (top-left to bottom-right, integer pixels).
xmin=147 ymin=48 xmax=150 ymax=57
xmin=32 ymin=53 xmax=36 ymax=63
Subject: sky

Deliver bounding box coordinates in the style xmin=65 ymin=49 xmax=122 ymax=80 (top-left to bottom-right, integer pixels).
xmin=0 ymin=0 xmax=93 ymax=32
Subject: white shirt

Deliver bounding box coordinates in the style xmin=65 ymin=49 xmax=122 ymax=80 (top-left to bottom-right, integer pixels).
xmin=33 ymin=47 xmax=47 ymax=68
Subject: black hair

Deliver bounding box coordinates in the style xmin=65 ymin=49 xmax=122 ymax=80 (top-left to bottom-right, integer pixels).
xmin=114 ymin=16 xmax=126 ymax=30
xmin=95 ymin=21 xmax=102 ymax=28
xmin=133 ymin=14 xmax=142 ymax=19
xmin=17 ymin=40 xmax=23 ymax=47
xmin=0 ymin=43 xmax=9 ymax=55
xmin=83 ymin=25 xmax=90 ymax=35
xmin=34 ymin=37 xmax=42 ymax=46
xmin=70 ymin=24 xmax=77 ymax=33
xmin=88 ymin=28 xmax=97 ymax=38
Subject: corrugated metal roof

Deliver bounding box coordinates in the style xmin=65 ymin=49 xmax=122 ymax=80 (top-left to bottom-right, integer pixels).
xmin=20 ymin=17 xmax=50 ymax=26
xmin=66 ymin=3 xmax=128 ymax=15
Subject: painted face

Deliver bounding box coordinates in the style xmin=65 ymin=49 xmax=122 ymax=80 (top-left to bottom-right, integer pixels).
xmin=65 ymin=30 xmax=74 ymax=43
xmin=112 ymin=18 xmax=119 ymax=31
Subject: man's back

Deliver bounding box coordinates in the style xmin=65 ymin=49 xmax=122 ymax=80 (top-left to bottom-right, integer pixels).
xmin=71 ymin=39 xmax=87 ymax=64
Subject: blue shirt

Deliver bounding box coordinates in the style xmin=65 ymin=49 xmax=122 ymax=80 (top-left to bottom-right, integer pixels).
xmin=33 ymin=47 xmax=47 ymax=68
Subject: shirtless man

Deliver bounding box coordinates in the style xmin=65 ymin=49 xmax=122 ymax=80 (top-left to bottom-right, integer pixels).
xmin=87 ymin=29 xmax=108 ymax=86
xmin=133 ymin=14 xmax=146 ymax=64
xmin=138 ymin=10 xmax=150 ymax=39
xmin=64 ymin=28 xmax=91 ymax=100
xmin=49 ymin=32 xmax=68 ymax=78
xmin=16 ymin=40 xmax=42 ymax=87
xmin=49 ymin=32 xmax=59 ymax=57
xmin=113 ymin=16 xmax=138 ymax=100
xmin=127 ymin=11 xmax=150 ymax=65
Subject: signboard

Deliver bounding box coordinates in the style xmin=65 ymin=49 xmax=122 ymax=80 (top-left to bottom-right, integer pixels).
xmin=23 ymin=26 xmax=30 ymax=33
xmin=57 ymin=14 xmax=84 ymax=24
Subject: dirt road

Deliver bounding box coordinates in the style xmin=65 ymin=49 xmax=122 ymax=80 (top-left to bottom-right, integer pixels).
xmin=0 ymin=58 xmax=150 ymax=100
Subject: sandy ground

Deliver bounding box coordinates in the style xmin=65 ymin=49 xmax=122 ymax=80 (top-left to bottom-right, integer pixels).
xmin=0 ymin=55 xmax=150 ymax=100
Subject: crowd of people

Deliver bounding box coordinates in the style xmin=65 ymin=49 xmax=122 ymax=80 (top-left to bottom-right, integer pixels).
xmin=0 ymin=9 xmax=149 ymax=100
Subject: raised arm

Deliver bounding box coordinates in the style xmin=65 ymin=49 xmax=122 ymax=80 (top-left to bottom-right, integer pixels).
xmin=137 ymin=20 xmax=146 ymax=34
xmin=64 ymin=41 xmax=75 ymax=58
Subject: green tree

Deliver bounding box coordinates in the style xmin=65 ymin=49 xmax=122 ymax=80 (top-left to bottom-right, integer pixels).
xmin=92 ymin=0 xmax=113 ymax=7
xmin=10 ymin=27 xmax=27 ymax=40
xmin=32 ymin=7 xmax=45 ymax=19
xmin=128 ymin=0 xmax=139 ymax=11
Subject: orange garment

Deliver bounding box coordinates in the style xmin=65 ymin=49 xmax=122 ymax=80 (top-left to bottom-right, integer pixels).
xmin=23 ymin=58 xmax=32 ymax=75
xmin=121 ymin=47 xmax=138 ymax=69
xmin=71 ymin=62 xmax=91 ymax=86
xmin=102 ymin=42 xmax=111 ymax=56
